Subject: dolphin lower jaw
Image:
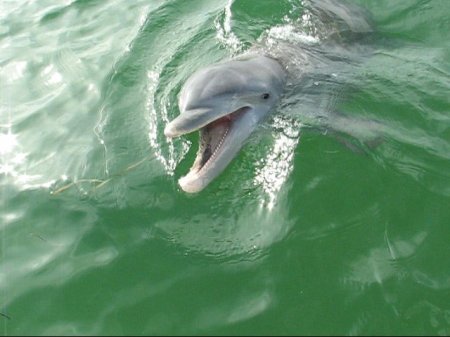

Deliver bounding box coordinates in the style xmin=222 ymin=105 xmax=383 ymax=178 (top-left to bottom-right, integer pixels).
xmin=175 ymin=106 xmax=251 ymax=193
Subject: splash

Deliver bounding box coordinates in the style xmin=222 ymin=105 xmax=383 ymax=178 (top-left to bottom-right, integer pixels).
xmin=145 ymin=70 xmax=189 ymax=175
xmin=265 ymin=23 xmax=319 ymax=47
xmin=214 ymin=0 xmax=243 ymax=54
xmin=254 ymin=116 xmax=302 ymax=209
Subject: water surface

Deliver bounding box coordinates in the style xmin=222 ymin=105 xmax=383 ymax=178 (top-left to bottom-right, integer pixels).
xmin=1 ymin=0 xmax=450 ymax=335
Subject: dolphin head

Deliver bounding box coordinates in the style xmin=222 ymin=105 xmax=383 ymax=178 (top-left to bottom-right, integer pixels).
xmin=165 ymin=54 xmax=286 ymax=193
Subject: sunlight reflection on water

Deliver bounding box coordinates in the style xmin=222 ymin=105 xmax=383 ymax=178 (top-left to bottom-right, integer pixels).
xmin=254 ymin=116 xmax=301 ymax=209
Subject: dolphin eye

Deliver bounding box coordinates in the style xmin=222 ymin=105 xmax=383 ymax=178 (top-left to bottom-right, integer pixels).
xmin=262 ymin=93 xmax=270 ymax=100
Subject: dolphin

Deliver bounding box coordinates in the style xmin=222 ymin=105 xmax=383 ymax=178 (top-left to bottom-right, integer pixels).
xmin=164 ymin=54 xmax=286 ymax=193
xmin=164 ymin=0 xmax=374 ymax=193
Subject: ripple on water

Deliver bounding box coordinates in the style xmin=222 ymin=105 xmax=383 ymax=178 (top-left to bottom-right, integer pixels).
xmin=1 ymin=189 xmax=108 ymax=310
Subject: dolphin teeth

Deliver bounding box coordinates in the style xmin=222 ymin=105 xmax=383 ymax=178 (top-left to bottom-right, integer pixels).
xmin=178 ymin=124 xmax=230 ymax=193
xmin=197 ymin=125 xmax=230 ymax=173
xmin=188 ymin=116 xmax=231 ymax=174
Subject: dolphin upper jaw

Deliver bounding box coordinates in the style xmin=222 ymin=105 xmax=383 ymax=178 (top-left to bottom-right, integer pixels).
xmin=164 ymin=123 xmax=180 ymax=138
xmin=164 ymin=107 xmax=216 ymax=138
xmin=164 ymin=125 xmax=177 ymax=138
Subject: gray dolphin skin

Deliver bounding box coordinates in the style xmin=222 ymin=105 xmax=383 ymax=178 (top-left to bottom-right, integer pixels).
xmin=165 ymin=55 xmax=286 ymax=193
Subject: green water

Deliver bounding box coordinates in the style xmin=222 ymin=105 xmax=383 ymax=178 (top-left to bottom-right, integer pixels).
xmin=1 ymin=0 xmax=450 ymax=335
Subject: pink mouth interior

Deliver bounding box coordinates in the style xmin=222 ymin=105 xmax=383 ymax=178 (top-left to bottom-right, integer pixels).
xmin=188 ymin=107 xmax=248 ymax=174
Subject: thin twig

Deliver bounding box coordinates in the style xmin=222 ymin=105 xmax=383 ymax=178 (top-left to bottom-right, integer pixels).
xmin=51 ymin=156 xmax=151 ymax=194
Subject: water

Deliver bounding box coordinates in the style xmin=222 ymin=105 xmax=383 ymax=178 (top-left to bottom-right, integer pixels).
xmin=1 ymin=0 xmax=449 ymax=335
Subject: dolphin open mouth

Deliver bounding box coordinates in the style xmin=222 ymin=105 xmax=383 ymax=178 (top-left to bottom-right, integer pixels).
xmin=165 ymin=106 xmax=250 ymax=193
xmin=188 ymin=107 xmax=248 ymax=174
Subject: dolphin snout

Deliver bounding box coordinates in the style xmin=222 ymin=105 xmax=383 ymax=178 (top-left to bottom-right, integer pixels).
xmin=164 ymin=123 xmax=178 ymax=138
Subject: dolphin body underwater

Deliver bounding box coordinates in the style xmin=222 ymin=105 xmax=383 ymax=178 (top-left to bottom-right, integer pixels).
xmin=165 ymin=0 xmax=374 ymax=193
